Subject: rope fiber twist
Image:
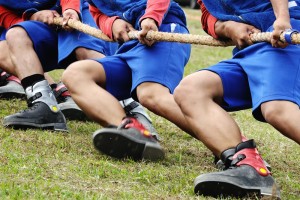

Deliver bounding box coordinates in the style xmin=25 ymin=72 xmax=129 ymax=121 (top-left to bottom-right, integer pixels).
xmin=53 ymin=17 xmax=300 ymax=47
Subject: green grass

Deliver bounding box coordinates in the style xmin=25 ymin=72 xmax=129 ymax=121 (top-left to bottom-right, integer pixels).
xmin=0 ymin=8 xmax=299 ymax=199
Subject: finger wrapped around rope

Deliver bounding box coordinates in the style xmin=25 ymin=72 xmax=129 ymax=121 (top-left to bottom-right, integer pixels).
xmin=53 ymin=17 xmax=300 ymax=46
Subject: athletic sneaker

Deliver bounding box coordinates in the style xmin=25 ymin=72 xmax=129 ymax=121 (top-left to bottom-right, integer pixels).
xmin=0 ymin=69 xmax=25 ymax=99
xmin=194 ymin=140 xmax=280 ymax=199
xmin=93 ymin=117 xmax=165 ymax=161
xmin=3 ymin=80 xmax=67 ymax=131
xmin=53 ymin=82 xmax=88 ymax=121
xmin=121 ymin=98 xmax=160 ymax=140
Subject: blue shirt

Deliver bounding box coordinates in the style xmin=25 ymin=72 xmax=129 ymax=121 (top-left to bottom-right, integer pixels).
xmin=202 ymin=0 xmax=300 ymax=31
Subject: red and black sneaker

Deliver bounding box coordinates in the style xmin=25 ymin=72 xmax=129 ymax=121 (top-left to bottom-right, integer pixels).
xmin=92 ymin=117 xmax=165 ymax=161
xmin=0 ymin=69 xmax=25 ymax=99
xmin=214 ymin=135 xmax=272 ymax=171
xmin=194 ymin=140 xmax=280 ymax=199
xmin=53 ymin=82 xmax=88 ymax=121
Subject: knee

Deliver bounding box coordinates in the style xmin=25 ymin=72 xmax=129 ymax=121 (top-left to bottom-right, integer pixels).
xmin=62 ymin=62 xmax=84 ymax=89
xmin=6 ymin=27 xmax=32 ymax=47
xmin=137 ymin=89 xmax=160 ymax=112
xmin=261 ymin=101 xmax=285 ymax=124
xmin=174 ymin=76 xmax=197 ymax=107
xmin=174 ymin=71 xmax=223 ymax=107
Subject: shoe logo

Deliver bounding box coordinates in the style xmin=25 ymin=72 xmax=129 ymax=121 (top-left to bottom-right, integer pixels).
xmin=259 ymin=167 xmax=268 ymax=175
xmin=51 ymin=105 xmax=59 ymax=112
xmin=142 ymin=130 xmax=151 ymax=137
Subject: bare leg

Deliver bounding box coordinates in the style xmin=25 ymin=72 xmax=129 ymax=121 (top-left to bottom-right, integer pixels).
xmin=3 ymin=27 xmax=67 ymax=131
xmin=137 ymin=82 xmax=196 ymax=137
xmin=0 ymin=40 xmax=16 ymax=75
xmin=261 ymin=101 xmax=300 ymax=144
xmin=174 ymin=71 xmax=242 ymax=156
xmin=6 ymin=27 xmax=44 ymax=79
xmin=62 ymin=60 xmax=125 ymax=126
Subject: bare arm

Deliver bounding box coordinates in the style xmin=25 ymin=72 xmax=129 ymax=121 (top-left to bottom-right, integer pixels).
xmin=270 ymin=0 xmax=291 ymax=47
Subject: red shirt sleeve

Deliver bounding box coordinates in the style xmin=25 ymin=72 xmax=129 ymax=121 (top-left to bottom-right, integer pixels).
xmin=139 ymin=0 xmax=170 ymax=26
xmin=198 ymin=0 xmax=218 ymax=38
xmin=60 ymin=0 xmax=80 ymax=14
xmin=0 ymin=6 xmax=23 ymax=29
xmin=89 ymin=4 xmax=118 ymax=39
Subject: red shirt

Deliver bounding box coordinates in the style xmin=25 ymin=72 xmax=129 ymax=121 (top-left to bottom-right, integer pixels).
xmin=0 ymin=6 xmax=22 ymax=29
xmin=198 ymin=0 xmax=218 ymax=38
xmin=0 ymin=0 xmax=80 ymax=29
xmin=89 ymin=0 xmax=170 ymax=39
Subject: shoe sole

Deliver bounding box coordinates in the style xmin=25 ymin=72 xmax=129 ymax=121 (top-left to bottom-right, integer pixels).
xmin=59 ymin=103 xmax=89 ymax=121
xmin=194 ymin=176 xmax=281 ymax=199
xmin=0 ymin=82 xmax=25 ymax=99
xmin=3 ymin=121 xmax=68 ymax=132
xmin=93 ymin=129 xmax=164 ymax=161
xmin=61 ymin=108 xmax=89 ymax=121
xmin=0 ymin=92 xmax=25 ymax=99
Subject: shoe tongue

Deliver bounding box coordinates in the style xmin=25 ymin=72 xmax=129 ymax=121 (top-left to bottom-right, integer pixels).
xmin=236 ymin=139 xmax=256 ymax=151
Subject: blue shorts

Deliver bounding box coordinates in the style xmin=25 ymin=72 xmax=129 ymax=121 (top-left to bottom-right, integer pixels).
xmin=204 ymin=18 xmax=300 ymax=122
xmin=10 ymin=2 xmax=117 ymax=71
xmin=0 ymin=28 xmax=6 ymax=41
xmin=96 ymin=22 xmax=191 ymax=100
xmin=58 ymin=1 xmax=118 ymax=67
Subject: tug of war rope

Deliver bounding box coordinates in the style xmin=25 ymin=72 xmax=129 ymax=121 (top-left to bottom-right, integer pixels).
xmin=53 ymin=17 xmax=300 ymax=47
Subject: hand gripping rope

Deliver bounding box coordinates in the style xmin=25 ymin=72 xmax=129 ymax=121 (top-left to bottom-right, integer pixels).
xmin=53 ymin=17 xmax=300 ymax=47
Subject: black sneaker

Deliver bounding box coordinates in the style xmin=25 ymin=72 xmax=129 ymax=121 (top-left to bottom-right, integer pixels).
xmin=53 ymin=82 xmax=88 ymax=121
xmin=194 ymin=165 xmax=280 ymax=199
xmin=93 ymin=117 xmax=165 ymax=161
xmin=0 ymin=70 xmax=25 ymax=99
xmin=194 ymin=140 xmax=280 ymax=199
xmin=214 ymin=156 xmax=272 ymax=172
xmin=3 ymin=101 xmax=68 ymax=131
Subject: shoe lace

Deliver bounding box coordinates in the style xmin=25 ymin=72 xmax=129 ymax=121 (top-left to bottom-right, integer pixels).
xmin=117 ymin=117 xmax=133 ymax=129
xmin=53 ymin=82 xmax=71 ymax=103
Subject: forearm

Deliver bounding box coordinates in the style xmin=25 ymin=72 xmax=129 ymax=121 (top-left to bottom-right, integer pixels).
xmin=214 ymin=20 xmax=235 ymax=39
xmin=270 ymin=0 xmax=290 ymax=20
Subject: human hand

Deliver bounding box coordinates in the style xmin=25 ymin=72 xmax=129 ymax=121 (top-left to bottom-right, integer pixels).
xmin=138 ymin=18 xmax=158 ymax=46
xmin=62 ymin=9 xmax=80 ymax=31
xmin=271 ymin=18 xmax=291 ymax=48
xmin=112 ymin=19 xmax=135 ymax=43
xmin=30 ymin=10 xmax=60 ymax=25
xmin=217 ymin=21 xmax=261 ymax=49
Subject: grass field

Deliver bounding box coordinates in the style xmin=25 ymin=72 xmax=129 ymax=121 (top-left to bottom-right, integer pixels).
xmin=0 ymin=8 xmax=299 ymax=199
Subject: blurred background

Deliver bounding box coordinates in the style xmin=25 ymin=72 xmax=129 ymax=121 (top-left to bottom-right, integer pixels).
xmin=175 ymin=0 xmax=199 ymax=9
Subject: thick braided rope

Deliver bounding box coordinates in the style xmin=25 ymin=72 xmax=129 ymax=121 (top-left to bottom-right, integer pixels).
xmin=53 ymin=17 xmax=300 ymax=46
xmin=53 ymin=17 xmax=112 ymax=42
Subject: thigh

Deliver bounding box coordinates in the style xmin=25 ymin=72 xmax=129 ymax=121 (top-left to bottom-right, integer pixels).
xmin=238 ymin=42 xmax=300 ymax=120
xmin=12 ymin=21 xmax=59 ymax=72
